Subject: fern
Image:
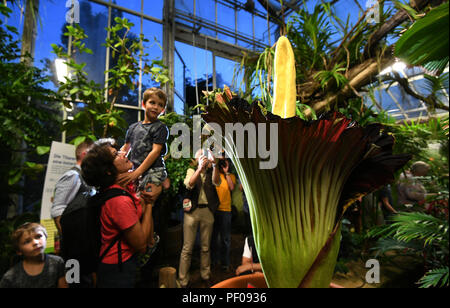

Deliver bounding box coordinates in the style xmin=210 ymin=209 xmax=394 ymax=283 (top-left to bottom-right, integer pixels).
xmin=367 ymin=212 xmax=448 ymax=245
xmin=417 ymin=267 xmax=449 ymax=288
xmin=388 ymin=212 xmax=449 ymax=246
xmin=368 ymin=212 xmax=449 ymax=287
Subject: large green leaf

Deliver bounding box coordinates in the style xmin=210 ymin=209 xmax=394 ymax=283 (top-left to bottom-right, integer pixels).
xmin=395 ymin=2 xmax=449 ymax=70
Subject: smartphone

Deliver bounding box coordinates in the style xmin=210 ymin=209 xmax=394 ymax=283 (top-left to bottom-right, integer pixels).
xmin=203 ymin=148 xmax=208 ymax=157
xmin=208 ymin=150 xmax=214 ymax=161
xmin=183 ymin=200 xmax=192 ymax=209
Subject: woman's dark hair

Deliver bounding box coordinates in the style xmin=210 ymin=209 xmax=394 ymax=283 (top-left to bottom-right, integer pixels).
xmin=81 ymin=143 xmax=117 ymax=189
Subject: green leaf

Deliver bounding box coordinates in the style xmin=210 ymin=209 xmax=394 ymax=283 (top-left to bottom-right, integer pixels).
xmin=8 ymin=170 xmax=22 ymax=186
xmin=395 ymin=2 xmax=449 ymax=67
xmin=36 ymin=146 xmax=50 ymax=155
xmin=71 ymin=135 xmax=86 ymax=147
xmin=25 ymin=162 xmax=36 ymax=168
xmin=69 ymin=87 xmax=79 ymax=95
xmin=418 ymin=267 xmax=449 ymax=288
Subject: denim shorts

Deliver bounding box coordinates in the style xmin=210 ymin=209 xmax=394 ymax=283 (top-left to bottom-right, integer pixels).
xmin=138 ymin=167 xmax=168 ymax=192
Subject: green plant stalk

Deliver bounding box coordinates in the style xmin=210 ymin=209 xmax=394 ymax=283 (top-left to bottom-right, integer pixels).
xmin=221 ymin=118 xmax=365 ymax=288
xmin=203 ymin=95 xmax=411 ymax=288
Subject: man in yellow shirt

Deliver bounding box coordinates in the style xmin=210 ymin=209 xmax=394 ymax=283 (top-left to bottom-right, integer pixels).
xmin=211 ymin=156 xmax=236 ymax=272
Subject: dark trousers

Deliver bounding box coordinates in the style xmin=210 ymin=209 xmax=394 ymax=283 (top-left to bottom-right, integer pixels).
xmin=97 ymin=255 xmax=138 ymax=288
xmin=211 ymin=210 xmax=232 ymax=267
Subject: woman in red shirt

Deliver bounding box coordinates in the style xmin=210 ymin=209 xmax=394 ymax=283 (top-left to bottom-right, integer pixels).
xmin=81 ymin=140 xmax=161 ymax=288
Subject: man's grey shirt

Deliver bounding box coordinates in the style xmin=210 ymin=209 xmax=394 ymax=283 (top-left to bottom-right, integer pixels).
xmin=50 ymin=165 xmax=94 ymax=218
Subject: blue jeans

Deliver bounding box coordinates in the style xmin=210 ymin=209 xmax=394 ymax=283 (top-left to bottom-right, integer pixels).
xmin=211 ymin=211 xmax=232 ymax=267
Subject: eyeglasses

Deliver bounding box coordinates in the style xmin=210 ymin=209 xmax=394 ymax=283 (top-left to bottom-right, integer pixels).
xmin=113 ymin=150 xmax=126 ymax=158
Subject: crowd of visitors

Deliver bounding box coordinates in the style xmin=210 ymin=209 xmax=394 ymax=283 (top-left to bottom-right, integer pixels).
xmin=0 ymin=87 xmax=251 ymax=288
xmin=0 ymin=86 xmax=435 ymax=288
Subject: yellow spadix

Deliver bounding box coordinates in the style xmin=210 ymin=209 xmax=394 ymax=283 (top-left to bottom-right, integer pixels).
xmin=272 ymin=36 xmax=297 ymax=118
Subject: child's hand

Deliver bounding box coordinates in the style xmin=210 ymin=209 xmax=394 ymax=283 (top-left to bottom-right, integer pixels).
xmin=117 ymin=171 xmax=137 ymax=186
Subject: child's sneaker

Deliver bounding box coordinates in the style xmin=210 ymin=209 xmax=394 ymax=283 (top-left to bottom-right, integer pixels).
xmin=138 ymin=233 xmax=160 ymax=267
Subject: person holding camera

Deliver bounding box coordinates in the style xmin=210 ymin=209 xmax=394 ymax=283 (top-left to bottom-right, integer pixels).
xmin=211 ymin=154 xmax=236 ymax=272
xmin=178 ymin=148 xmax=221 ymax=288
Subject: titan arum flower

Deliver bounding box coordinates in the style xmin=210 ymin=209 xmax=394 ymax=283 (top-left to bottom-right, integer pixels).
xmin=202 ymin=37 xmax=411 ymax=288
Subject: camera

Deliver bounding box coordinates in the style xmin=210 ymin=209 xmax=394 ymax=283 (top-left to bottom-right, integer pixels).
xmin=218 ymin=158 xmax=227 ymax=170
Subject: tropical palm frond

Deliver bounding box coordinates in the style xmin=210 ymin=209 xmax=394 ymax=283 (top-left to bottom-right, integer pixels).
xmin=417 ymin=267 xmax=449 ymax=288
xmin=421 ymin=73 xmax=449 ymax=96
xmin=394 ymin=2 xmax=449 ymax=71
xmin=367 ymin=212 xmax=449 ymax=247
xmin=423 ymin=57 xmax=450 ymax=75
xmin=369 ymin=237 xmax=422 ymax=258
xmin=388 ymin=212 xmax=449 ymax=246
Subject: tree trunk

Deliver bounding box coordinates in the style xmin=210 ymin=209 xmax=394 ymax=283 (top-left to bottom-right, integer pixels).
xmin=21 ymin=0 xmax=39 ymax=65
xmin=308 ymin=48 xmax=395 ymax=114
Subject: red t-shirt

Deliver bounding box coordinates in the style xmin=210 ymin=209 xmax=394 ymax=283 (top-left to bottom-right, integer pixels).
xmin=99 ymin=184 xmax=142 ymax=264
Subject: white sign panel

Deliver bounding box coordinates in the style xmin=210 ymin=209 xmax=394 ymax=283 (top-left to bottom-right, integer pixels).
xmin=40 ymin=141 xmax=75 ymax=252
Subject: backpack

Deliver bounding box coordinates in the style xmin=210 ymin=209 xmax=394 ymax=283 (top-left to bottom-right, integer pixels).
xmin=60 ymin=186 xmax=136 ymax=275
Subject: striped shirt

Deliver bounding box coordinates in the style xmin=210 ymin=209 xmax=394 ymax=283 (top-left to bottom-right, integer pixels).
xmin=50 ymin=165 xmax=82 ymax=218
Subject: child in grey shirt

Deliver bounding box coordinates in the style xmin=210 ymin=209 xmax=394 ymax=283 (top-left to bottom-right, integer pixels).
xmin=0 ymin=223 xmax=67 ymax=288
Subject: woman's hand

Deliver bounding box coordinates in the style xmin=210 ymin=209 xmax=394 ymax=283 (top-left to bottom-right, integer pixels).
xmin=117 ymin=171 xmax=138 ymax=186
xmin=141 ymin=184 xmax=162 ymax=206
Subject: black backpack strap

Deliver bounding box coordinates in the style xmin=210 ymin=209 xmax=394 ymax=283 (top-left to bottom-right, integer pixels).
xmin=98 ymin=188 xmax=137 ymax=209
xmin=97 ymin=187 xmax=137 ymax=270
xmin=99 ymin=236 xmax=121 ymax=262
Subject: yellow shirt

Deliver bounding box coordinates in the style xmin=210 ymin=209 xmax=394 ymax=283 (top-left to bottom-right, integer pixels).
xmin=216 ymin=173 xmax=236 ymax=212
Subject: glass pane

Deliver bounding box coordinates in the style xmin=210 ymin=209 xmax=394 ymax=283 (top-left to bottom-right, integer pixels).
xmin=141 ymin=19 xmax=163 ymax=95
xmin=217 ymin=3 xmax=235 ymax=45
xmin=254 ymin=15 xmax=269 ymax=45
xmin=115 ymin=0 xmax=142 ymax=14
xmin=174 ymin=48 xmax=186 ymax=106
xmin=196 ymin=0 xmax=214 ymax=21
xmin=76 ymin=1 xmax=108 ymax=86
xmin=175 ymin=41 xmax=212 ymax=111
xmin=174 ymin=94 xmax=185 ymax=115
xmin=34 ymin=0 xmax=70 ymax=90
xmin=215 ymin=56 xmax=243 ymax=92
xmin=143 ymin=0 xmax=163 ymax=20
xmin=237 ymin=9 xmax=253 ymax=42
xmin=175 ymin=0 xmax=193 ymax=14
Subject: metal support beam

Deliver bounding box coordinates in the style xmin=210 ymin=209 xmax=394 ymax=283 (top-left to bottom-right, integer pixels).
xmin=175 ymin=24 xmax=257 ymax=61
xmin=163 ymin=0 xmax=175 ymax=112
